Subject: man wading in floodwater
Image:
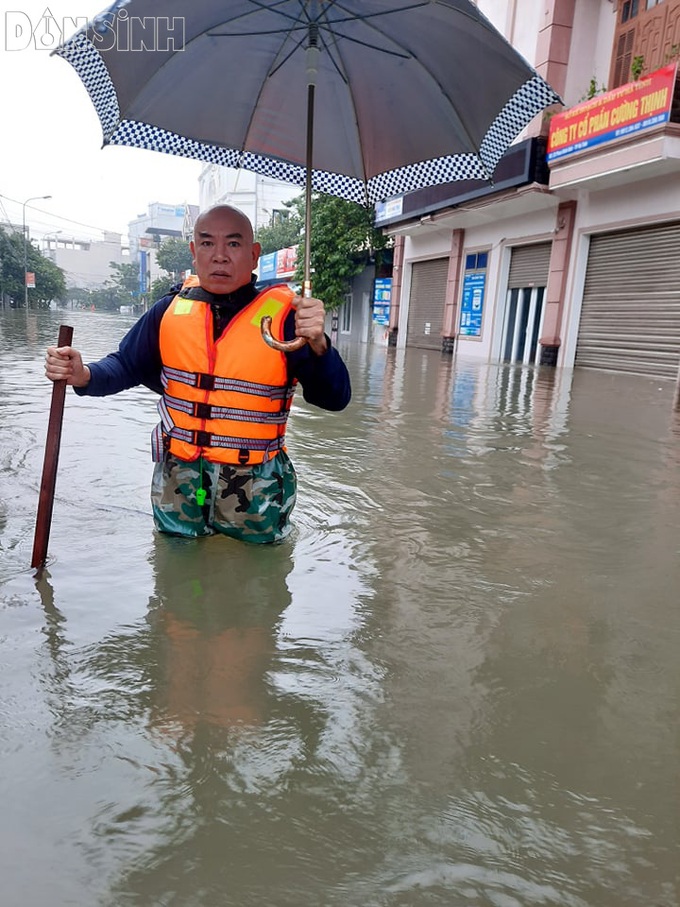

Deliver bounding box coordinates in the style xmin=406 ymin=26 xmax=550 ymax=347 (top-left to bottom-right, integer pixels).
xmin=45 ymin=204 xmax=351 ymax=543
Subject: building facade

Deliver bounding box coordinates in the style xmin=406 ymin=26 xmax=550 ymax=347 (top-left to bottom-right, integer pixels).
xmin=378 ymin=0 xmax=680 ymax=382
xmin=44 ymin=231 xmax=128 ymax=293
xmin=128 ymin=202 xmax=199 ymax=300
xmin=198 ymin=166 xmax=300 ymax=230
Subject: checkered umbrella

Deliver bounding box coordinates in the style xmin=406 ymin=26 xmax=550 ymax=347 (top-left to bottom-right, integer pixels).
xmin=55 ymin=0 xmax=560 ymax=289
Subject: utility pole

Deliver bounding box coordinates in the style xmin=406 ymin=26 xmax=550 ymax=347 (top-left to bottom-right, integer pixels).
xmin=22 ymin=195 xmax=52 ymax=307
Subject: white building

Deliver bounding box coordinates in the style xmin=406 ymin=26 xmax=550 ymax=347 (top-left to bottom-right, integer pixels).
xmin=44 ymin=231 xmax=128 ymax=292
xmin=128 ymin=202 xmax=199 ymax=297
xmin=198 ymin=166 xmax=299 ymax=230
xmin=377 ymin=0 xmax=680 ymax=382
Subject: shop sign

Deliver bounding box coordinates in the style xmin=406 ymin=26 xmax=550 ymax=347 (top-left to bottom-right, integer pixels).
xmin=459 ymin=271 xmax=485 ymax=337
xmin=372 ymin=278 xmax=392 ymax=325
xmin=547 ymin=63 xmax=677 ymax=163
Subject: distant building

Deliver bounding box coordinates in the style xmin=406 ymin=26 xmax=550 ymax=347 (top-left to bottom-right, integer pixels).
xmin=198 ymin=166 xmax=299 ymax=230
xmin=128 ymin=202 xmax=199 ymax=299
xmin=44 ymin=231 xmax=128 ymax=292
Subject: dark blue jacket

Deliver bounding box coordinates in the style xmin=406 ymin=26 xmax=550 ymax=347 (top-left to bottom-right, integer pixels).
xmin=77 ymin=281 xmax=351 ymax=412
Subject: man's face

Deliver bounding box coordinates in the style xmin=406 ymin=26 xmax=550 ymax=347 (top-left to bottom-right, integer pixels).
xmin=190 ymin=208 xmax=261 ymax=295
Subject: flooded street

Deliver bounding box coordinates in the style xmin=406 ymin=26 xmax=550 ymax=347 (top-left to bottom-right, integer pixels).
xmin=1 ymin=307 xmax=679 ymax=906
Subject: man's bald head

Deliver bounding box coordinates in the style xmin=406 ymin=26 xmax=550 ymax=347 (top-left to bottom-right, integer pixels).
xmin=193 ymin=205 xmax=255 ymax=244
xmin=190 ymin=205 xmax=261 ymax=295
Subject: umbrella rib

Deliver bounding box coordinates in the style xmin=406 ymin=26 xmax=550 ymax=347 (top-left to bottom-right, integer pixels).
xmin=241 ymin=5 xmax=308 ymax=159
xmin=220 ymin=0 xmax=307 ymax=31
xmin=327 ymin=0 xmax=487 ymax=161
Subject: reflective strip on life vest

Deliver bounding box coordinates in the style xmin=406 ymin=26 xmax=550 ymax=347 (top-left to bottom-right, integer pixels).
xmin=162 ymin=391 xmax=289 ymax=424
xmin=165 ymin=423 xmax=286 ymax=454
xmin=161 ymin=365 xmax=292 ymax=400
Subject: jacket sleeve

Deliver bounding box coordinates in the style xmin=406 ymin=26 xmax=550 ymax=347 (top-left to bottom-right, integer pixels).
xmin=283 ymin=311 xmax=351 ymax=412
xmin=74 ymin=294 xmax=175 ymax=397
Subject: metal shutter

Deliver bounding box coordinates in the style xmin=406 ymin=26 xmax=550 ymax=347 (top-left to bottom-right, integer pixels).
xmin=576 ymin=223 xmax=680 ymax=379
xmin=507 ymin=242 xmax=552 ymax=288
xmin=406 ymin=257 xmax=449 ymax=350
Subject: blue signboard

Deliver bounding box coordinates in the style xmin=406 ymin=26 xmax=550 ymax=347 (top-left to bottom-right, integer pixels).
xmin=459 ymin=271 xmax=486 ymax=337
xmin=139 ymin=250 xmax=148 ymax=294
xmin=373 ymin=277 xmax=392 ymax=325
xmin=259 ymin=252 xmax=277 ymax=281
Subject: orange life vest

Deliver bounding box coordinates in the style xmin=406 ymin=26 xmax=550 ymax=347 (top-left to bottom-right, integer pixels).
xmin=156 ymin=278 xmax=297 ymax=465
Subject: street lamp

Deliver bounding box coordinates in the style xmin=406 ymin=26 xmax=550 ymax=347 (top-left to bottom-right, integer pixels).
xmin=23 ymin=194 xmax=52 ymax=307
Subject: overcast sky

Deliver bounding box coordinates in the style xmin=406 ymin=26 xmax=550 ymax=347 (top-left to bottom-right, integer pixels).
xmin=0 ymin=0 xmax=203 ymax=243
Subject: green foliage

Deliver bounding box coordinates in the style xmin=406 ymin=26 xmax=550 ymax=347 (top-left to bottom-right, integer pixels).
xmin=579 ymin=77 xmax=607 ymax=102
xmin=0 ymin=227 xmax=66 ymax=307
xmin=151 ymin=274 xmax=176 ymax=300
xmin=631 ymin=55 xmax=645 ymax=81
xmin=665 ymin=44 xmax=680 ymax=64
xmin=69 ymin=260 xmax=141 ymax=311
xmin=109 ymin=260 xmax=140 ymax=302
xmin=87 ymin=286 xmax=129 ymax=311
xmin=156 ymin=236 xmax=193 ymax=277
xmin=290 ymin=193 xmax=390 ymax=310
xmin=255 ymin=206 xmax=303 ymax=254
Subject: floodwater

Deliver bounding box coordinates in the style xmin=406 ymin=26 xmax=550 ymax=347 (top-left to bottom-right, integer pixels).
xmin=1 ymin=307 xmax=679 ymax=907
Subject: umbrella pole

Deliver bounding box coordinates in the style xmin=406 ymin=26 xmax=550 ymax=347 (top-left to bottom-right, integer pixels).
xmin=303 ymin=27 xmax=319 ymax=300
xmin=31 ymin=323 xmax=73 ymax=571
xmin=303 ymin=80 xmax=315 ymax=299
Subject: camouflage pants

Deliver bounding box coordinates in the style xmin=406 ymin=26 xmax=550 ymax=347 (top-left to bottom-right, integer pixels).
xmin=151 ymin=451 xmax=297 ymax=544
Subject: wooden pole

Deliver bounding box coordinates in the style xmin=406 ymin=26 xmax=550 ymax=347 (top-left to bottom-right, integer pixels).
xmin=31 ymin=324 xmax=73 ymax=570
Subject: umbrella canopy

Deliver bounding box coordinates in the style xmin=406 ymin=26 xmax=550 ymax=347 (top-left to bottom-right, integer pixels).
xmin=56 ymin=0 xmax=560 ymax=207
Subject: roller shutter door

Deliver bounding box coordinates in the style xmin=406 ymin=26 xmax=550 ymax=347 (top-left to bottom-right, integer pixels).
xmin=507 ymin=242 xmax=551 ymax=288
xmin=576 ymin=223 xmax=680 ymax=379
xmin=406 ymin=258 xmax=449 ymax=350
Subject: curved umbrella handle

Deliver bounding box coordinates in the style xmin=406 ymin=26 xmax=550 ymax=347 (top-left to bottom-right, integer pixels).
xmin=260 ymin=316 xmax=307 ymax=352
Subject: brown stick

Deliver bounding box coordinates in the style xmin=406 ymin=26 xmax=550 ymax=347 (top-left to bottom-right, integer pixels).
xmin=31 ymin=324 xmax=73 ymax=570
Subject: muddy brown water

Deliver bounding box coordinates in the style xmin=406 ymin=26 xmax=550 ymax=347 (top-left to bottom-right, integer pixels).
xmin=1 ymin=308 xmax=679 ymax=906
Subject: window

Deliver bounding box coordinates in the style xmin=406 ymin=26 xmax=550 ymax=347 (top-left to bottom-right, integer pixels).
xmin=613 ymin=29 xmax=635 ymax=86
xmin=341 ymin=293 xmax=352 ymax=333
xmin=465 ymin=251 xmax=488 ymax=271
xmin=621 ymin=0 xmax=640 ymax=23
xmin=610 ymin=0 xmax=670 ymax=87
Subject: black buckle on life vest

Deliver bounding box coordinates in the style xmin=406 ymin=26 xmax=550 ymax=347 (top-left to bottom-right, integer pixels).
xmin=196 ymin=373 xmax=215 ymax=390
xmin=195 ymin=402 xmax=211 ymax=420
xmin=238 ymin=448 xmax=250 ymax=465
xmin=195 ymin=430 xmax=212 ymax=448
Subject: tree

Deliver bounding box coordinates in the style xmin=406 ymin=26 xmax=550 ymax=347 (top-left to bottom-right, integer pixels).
xmin=108 ymin=260 xmax=140 ymax=306
xmin=156 ymin=236 xmax=193 ymax=278
xmin=151 ymin=274 xmax=176 ymax=300
xmin=0 ymin=227 xmax=66 ymax=307
xmin=30 ymin=253 xmax=67 ymax=306
xmin=291 ymin=193 xmax=391 ymax=310
xmin=255 ymin=207 xmax=303 ymax=255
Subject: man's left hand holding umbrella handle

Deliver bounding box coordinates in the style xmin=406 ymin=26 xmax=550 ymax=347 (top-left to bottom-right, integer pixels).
xmin=261 ymin=294 xmax=329 ymax=355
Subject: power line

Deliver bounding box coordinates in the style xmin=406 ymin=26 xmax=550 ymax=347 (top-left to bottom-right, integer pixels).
xmin=0 ymin=192 xmax=127 ymax=239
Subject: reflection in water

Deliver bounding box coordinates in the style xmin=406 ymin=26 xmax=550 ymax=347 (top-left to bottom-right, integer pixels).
xmin=147 ymin=536 xmax=292 ymax=731
xmin=1 ymin=310 xmax=680 ymax=906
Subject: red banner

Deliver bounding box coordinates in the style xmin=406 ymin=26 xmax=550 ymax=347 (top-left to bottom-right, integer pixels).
xmin=547 ymin=63 xmax=677 ymax=163
xmin=276 ymin=246 xmax=298 ymax=277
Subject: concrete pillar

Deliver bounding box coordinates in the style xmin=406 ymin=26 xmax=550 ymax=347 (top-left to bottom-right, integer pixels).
xmin=539 ymin=199 xmax=577 ymax=366
xmin=530 ymin=0 xmax=576 ymax=135
xmin=388 ymin=235 xmax=404 ymax=347
xmin=441 ymin=229 xmax=464 ymax=354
